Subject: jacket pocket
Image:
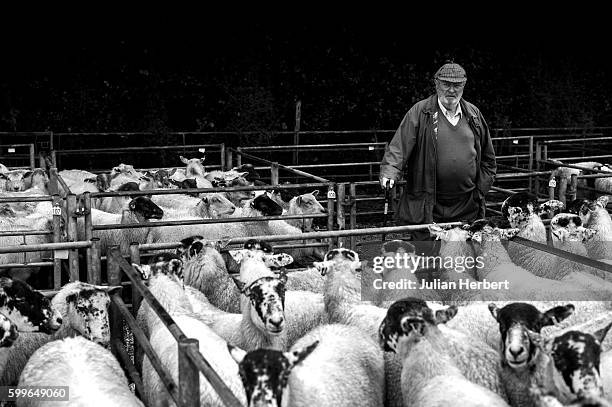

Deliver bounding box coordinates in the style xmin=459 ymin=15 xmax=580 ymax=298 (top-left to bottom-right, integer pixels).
xmin=396 ymin=192 xmax=427 ymax=224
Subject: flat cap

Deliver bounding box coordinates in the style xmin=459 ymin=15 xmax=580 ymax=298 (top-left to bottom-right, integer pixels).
xmin=434 ymin=63 xmax=467 ymax=83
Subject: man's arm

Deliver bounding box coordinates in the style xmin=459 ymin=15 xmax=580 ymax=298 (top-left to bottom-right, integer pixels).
xmin=477 ymin=114 xmax=497 ymax=195
xmin=380 ymin=109 xmax=418 ymax=187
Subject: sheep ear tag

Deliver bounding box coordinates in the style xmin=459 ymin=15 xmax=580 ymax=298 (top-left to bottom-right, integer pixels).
xmin=285 ymin=340 xmax=319 ymax=368
xmin=264 ymin=253 xmax=294 ymax=268
xmin=227 ymin=343 xmax=247 ymax=364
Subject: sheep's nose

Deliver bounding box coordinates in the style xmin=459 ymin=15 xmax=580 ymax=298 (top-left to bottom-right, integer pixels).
xmin=56 ymin=317 xmax=63 ymax=325
xmin=269 ymin=316 xmax=284 ymax=330
xmin=509 ymin=345 xmax=525 ymax=358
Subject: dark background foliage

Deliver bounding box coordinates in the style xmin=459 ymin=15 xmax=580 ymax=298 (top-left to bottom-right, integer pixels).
xmin=1 ymin=20 xmax=608 ymax=140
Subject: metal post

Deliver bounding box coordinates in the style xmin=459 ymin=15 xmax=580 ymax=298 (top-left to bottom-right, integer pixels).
xmin=226 ymin=148 xmax=233 ymax=170
xmin=89 ymin=238 xmax=101 ymax=285
xmin=48 ymin=167 xmax=59 ymax=196
xmin=558 ymin=177 xmax=568 ymax=206
xmin=337 ymin=183 xmax=346 ymax=247
xmin=528 ymin=136 xmax=534 ymax=193
xmin=29 ymin=144 xmax=36 ymax=169
xmin=271 ymin=163 xmax=279 ymax=186
xmin=83 ymin=192 xmax=93 ymax=283
xmin=52 ymin=194 xmax=63 ymax=290
xmin=349 ymin=183 xmax=357 ymax=251
xmin=39 ymin=152 xmax=46 ymax=171
xmin=293 ymin=100 xmax=301 ymax=166
xmin=327 ymin=184 xmax=335 ymax=250
xmin=569 ymin=173 xmax=578 ymax=201
xmin=66 ymin=194 xmax=79 ymax=282
xmin=535 ymin=141 xmax=541 ymax=197
xmin=107 ymin=246 xmax=123 ymax=359
xmin=129 ymin=243 xmax=142 ymax=316
xmin=220 ymin=143 xmax=226 ymax=171
xmin=543 ymin=144 xmax=548 ymax=161
xmin=51 ymin=150 xmax=57 ymax=168
xmin=179 ymin=339 xmax=201 ymax=407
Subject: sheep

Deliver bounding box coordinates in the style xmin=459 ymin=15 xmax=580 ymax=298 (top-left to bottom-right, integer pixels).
xmin=59 ymin=169 xmax=111 ymax=195
xmin=526 ymin=322 xmax=612 ymax=406
xmin=0 ymin=281 xmax=119 ymax=386
xmin=283 ymin=190 xmax=326 ymax=232
xmin=594 ymin=165 xmax=612 ymax=194
xmin=503 ymin=192 xmax=568 ymax=277
xmin=17 ymin=336 xmax=144 ymax=407
xmin=550 ymin=160 xmax=604 ymax=201
xmin=567 ymin=196 xmax=612 ymax=261
xmin=159 ymin=193 xmax=236 ymax=220
xmin=379 ymin=298 xmax=509 ymax=407
xmin=0 ymin=163 xmax=8 ymax=173
xmin=97 ymin=181 xmax=141 ymax=214
xmin=0 ymin=169 xmax=29 ymax=192
xmin=228 ymin=323 xmax=385 ymax=407
xmin=77 ymin=196 xmax=163 ymax=255
xmin=0 ymin=313 xmax=19 ymax=348
xmin=136 ymin=257 xmax=247 ymax=407
xmin=224 ymin=176 xmax=254 ymax=207
xmin=179 ymin=155 xmax=214 ymax=189
xmin=0 ymin=211 xmax=56 ymax=282
xmin=468 ymin=219 xmax=612 ymax=301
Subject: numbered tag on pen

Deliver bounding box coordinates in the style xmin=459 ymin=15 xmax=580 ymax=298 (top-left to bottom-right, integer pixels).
xmin=52 ymin=205 xmax=62 ymax=216
xmin=327 ymin=190 xmax=336 ymax=199
xmin=548 ymin=179 xmax=557 ymax=188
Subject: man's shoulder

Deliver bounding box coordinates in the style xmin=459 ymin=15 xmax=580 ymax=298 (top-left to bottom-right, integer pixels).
xmin=407 ymin=95 xmax=437 ymax=114
xmin=460 ymin=99 xmax=482 ymax=117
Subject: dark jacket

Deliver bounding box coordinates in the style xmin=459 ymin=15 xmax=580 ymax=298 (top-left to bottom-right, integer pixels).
xmin=380 ymin=94 xmax=496 ymax=224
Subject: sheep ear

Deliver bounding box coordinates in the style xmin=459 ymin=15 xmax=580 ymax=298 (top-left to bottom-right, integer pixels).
xmin=434 ymin=306 xmax=458 ymax=324
xmin=284 ymin=340 xmax=319 ymax=369
xmin=596 ymin=195 xmax=609 ymax=208
xmin=297 ymin=195 xmax=303 ymax=206
xmin=65 ymin=293 xmax=78 ymax=304
xmin=498 ymin=228 xmax=520 ymax=240
xmin=427 ymin=223 xmax=446 ymax=240
xmin=229 ymin=249 xmax=246 ymax=264
xmin=227 ymin=343 xmax=247 ymax=365
xmin=311 ymin=190 xmax=319 ymax=197
xmin=264 ymin=253 xmax=293 ymax=268
xmin=180 ymin=156 xmax=189 ymax=164
xmin=232 ymin=276 xmax=246 ymax=293
xmin=526 ymin=329 xmax=553 ymax=353
xmin=470 ymin=231 xmax=482 ymax=244
xmin=579 ymin=227 xmax=598 ymax=242
xmin=537 ymin=200 xmax=565 ymax=216
xmin=592 ymin=321 xmax=612 ymax=344
xmin=133 ymin=263 xmax=151 ymax=280
xmin=84 ymin=177 xmax=97 ymax=184
xmin=214 ymin=239 xmax=231 ymax=251
xmin=488 ymin=303 xmax=501 ymax=321
xmin=541 ymin=304 xmax=575 ymax=327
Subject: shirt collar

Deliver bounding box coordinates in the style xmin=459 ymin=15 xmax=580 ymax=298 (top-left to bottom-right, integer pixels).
xmin=437 ymin=97 xmax=462 ymax=119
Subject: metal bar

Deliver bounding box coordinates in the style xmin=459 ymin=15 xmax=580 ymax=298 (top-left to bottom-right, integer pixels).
xmin=107 ymin=249 xmax=124 ymax=359
xmin=52 ymin=194 xmax=62 ymax=290
xmin=111 ymin=293 xmax=179 ymax=405
xmin=0 ymin=230 xmax=53 ymax=237
xmin=226 ymin=148 xmax=233 ymax=170
xmin=239 ymin=142 xmax=387 ymax=151
xmin=349 ymin=183 xmax=357 ymax=251
xmin=179 ymin=339 xmax=200 ymax=407
xmin=289 ymin=162 xmax=380 ymax=169
xmin=90 ymin=182 xmax=331 ymax=198
xmin=89 ymin=238 xmax=102 ymax=285
xmin=0 ymin=195 xmax=53 ymax=203
xmin=271 ymin=163 xmax=279 ymax=186
xmin=230 ymin=149 xmax=329 ymax=183
xmin=93 ymin=213 xmax=329 ymax=231
xmin=513 ymin=236 xmax=612 ymax=274
xmin=112 ymin=337 xmax=145 ymax=401
xmin=0 ymin=241 xmax=91 ymax=254
xmin=129 ymin=243 xmax=143 ymax=317
xmin=528 ymin=136 xmax=534 ymax=193
xmin=550 ymin=154 xmax=612 ymax=161
xmin=327 ymin=184 xmax=336 ymax=250
xmin=53 ymin=144 xmax=223 ymax=154
xmin=543 ymin=136 xmax=612 ymax=144
xmin=0 ymin=262 xmax=54 ymax=270
xmin=337 ymin=183 xmax=346 ymax=248
xmin=220 ymin=143 xmax=226 ymax=171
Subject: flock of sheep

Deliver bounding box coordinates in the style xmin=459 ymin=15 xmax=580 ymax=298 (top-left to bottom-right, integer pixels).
xmin=2 ymin=155 xmax=612 ymax=406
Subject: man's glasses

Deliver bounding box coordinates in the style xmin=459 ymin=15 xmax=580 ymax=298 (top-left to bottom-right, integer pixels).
xmin=436 ymin=80 xmax=466 ymax=91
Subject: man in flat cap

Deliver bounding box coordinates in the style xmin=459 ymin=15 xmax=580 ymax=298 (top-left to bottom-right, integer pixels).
xmin=379 ymin=62 xmax=496 ymax=256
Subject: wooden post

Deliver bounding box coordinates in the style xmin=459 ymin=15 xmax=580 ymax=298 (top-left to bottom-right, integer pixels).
xmin=349 ymin=183 xmax=357 ymax=251
xmin=271 ymin=162 xmax=280 ymax=186
xmin=179 ymin=339 xmax=201 ymax=407
xmin=106 ymin=246 xmax=123 ymax=359
xmin=89 ymin=238 xmax=101 ymax=285
xmin=51 ymin=150 xmax=57 ymax=168
xmin=52 ymin=194 xmax=63 ymax=290
xmin=66 ymin=194 xmax=79 ymax=282
xmin=48 ymin=167 xmax=59 ymax=196
xmin=326 ymin=184 xmax=335 ymax=250
xmin=336 ymin=183 xmax=346 ymax=247
xmin=528 ymin=136 xmax=534 ymax=193
xmin=29 ymin=144 xmax=36 ymax=169
xmin=83 ymin=192 xmax=94 ymax=283
xmin=293 ymin=100 xmax=301 ymax=166
xmin=535 ymin=141 xmax=541 ymax=197
xmin=558 ymin=177 xmax=568 ymax=206
xmin=39 ymin=152 xmax=46 ymax=171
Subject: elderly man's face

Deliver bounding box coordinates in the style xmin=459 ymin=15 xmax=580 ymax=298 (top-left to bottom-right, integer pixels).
xmin=435 ymin=79 xmax=466 ymax=110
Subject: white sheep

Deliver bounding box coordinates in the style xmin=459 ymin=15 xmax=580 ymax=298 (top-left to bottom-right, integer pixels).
xmin=594 ymin=164 xmax=612 ymax=194
xmin=17 ymin=336 xmax=144 ymax=407
xmin=179 ymin=155 xmax=213 ymax=189
xmin=158 ymin=193 xmax=236 ymax=219
xmin=0 ymin=163 xmax=8 ymax=173
xmin=97 ymin=181 xmax=142 ymax=214
xmin=0 ymin=169 xmax=28 ymax=192
xmin=228 ymin=323 xmax=385 ymax=407
xmin=379 ymin=298 xmax=509 ymax=407
xmin=136 ymin=258 xmax=247 ymax=407
xmin=567 ymin=196 xmax=612 ymax=261
xmin=550 ymin=160 xmax=604 ymax=201
xmin=0 ymin=281 xmax=119 ymax=386
xmin=77 ymin=196 xmax=164 ymax=255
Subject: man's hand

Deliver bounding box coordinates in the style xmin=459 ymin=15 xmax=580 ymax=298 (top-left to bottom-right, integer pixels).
xmin=380 ymin=177 xmax=395 ymax=190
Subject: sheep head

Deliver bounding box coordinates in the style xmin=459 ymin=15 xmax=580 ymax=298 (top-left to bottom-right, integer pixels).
xmin=56 ymin=283 xmax=121 ymax=348
xmin=526 ymin=323 xmax=612 ymax=404
xmin=250 ymin=193 xmax=283 ymax=216
xmin=378 ymin=297 xmax=457 ymax=354
xmin=201 ymin=193 xmax=236 ymax=218
xmin=0 ymin=313 xmax=19 ymax=347
xmin=0 ymin=277 xmax=63 ymax=334
xmin=488 ymin=302 xmax=575 ymax=371
xmin=234 ymin=274 xmax=288 ymax=335
xmin=228 ymin=340 xmax=319 ymax=407
xmin=428 ymin=223 xmax=470 ymax=242
xmin=550 ymin=213 xmax=597 ymax=243
xmin=128 ymin=196 xmax=163 ymax=220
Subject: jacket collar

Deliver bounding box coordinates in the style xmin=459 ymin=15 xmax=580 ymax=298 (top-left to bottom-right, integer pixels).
xmin=423 ymin=94 xmax=478 ymax=122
